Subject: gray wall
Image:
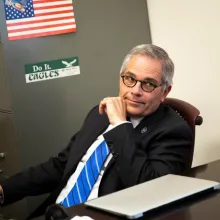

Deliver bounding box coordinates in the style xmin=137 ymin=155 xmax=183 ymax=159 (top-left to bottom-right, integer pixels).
xmin=0 ymin=40 xmax=27 ymax=219
xmin=0 ymin=41 xmax=11 ymax=112
xmin=0 ymin=0 xmax=151 ymax=218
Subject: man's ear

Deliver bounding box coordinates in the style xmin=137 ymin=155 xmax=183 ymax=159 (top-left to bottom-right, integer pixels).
xmin=161 ymin=86 xmax=172 ymax=102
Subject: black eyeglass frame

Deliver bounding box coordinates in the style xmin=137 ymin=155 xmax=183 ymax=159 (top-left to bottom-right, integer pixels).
xmin=121 ymin=75 xmax=162 ymax=93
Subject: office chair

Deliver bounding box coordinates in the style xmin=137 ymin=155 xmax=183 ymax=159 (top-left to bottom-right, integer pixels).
xmin=163 ymin=98 xmax=203 ymax=168
xmin=163 ymin=98 xmax=203 ymax=137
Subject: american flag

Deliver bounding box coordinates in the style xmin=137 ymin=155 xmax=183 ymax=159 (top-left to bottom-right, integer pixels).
xmin=4 ymin=0 xmax=76 ymax=40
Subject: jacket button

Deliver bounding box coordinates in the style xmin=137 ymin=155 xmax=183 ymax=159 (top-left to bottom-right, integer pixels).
xmin=107 ymin=142 xmax=114 ymax=149
xmin=114 ymin=152 xmax=119 ymax=158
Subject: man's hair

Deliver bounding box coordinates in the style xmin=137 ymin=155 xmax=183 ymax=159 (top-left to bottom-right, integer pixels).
xmin=120 ymin=44 xmax=174 ymax=90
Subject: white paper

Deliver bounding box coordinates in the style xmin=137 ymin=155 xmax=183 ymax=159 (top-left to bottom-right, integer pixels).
xmin=71 ymin=216 xmax=94 ymax=220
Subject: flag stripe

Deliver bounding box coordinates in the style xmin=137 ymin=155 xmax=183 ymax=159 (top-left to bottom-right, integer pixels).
xmin=8 ymin=28 xmax=76 ymax=41
xmin=33 ymin=0 xmax=70 ymax=2
xmin=35 ymin=9 xmax=73 ymax=17
xmin=8 ymin=19 xmax=75 ymax=31
xmin=6 ymin=13 xmax=74 ymax=24
xmin=34 ymin=6 xmax=73 ymax=14
xmin=9 ymin=24 xmax=76 ymax=36
xmin=34 ymin=2 xmax=72 ymax=7
xmin=7 ymin=15 xmax=74 ymax=26
xmin=35 ymin=3 xmax=72 ymax=10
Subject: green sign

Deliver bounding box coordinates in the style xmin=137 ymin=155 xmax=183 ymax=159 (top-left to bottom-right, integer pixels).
xmin=25 ymin=57 xmax=80 ymax=83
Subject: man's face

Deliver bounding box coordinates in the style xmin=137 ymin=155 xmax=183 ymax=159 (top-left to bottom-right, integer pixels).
xmin=119 ymin=55 xmax=171 ymax=118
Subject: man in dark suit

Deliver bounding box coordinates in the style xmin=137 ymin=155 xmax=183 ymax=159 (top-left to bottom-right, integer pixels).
xmin=0 ymin=44 xmax=193 ymax=218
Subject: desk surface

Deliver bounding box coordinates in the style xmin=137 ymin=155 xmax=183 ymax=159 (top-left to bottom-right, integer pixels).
xmin=66 ymin=160 xmax=220 ymax=220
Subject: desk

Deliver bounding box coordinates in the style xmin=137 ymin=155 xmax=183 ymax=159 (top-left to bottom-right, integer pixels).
xmin=66 ymin=160 xmax=220 ymax=220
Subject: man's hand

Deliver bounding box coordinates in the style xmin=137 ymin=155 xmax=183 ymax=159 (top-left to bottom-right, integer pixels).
xmin=99 ymin=97 xmax=127 ymax=126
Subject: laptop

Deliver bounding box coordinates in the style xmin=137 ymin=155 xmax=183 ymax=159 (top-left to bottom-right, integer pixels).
xmin=85 ymin=174 xmax=220 ymax=219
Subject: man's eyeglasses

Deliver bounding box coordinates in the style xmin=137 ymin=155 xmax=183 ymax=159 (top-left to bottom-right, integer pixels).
xmin=121 ymin=75 xmax=162 ymax=93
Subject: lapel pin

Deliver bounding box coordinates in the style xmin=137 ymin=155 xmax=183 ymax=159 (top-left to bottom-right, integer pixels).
xmin=141 ymin=127 xmax=147 ymax=133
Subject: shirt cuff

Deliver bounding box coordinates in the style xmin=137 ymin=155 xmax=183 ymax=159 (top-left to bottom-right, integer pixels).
xmin=112 ymin=121 xmax=131 ymax=128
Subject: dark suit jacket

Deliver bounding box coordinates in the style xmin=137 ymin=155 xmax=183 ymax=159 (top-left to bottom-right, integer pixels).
xmin=1 ymin=104 xmax=193 ymax=218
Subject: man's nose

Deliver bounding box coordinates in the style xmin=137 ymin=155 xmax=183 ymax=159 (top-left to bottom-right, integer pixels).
xmin=131 ymin=82 xmax=142 ymax=95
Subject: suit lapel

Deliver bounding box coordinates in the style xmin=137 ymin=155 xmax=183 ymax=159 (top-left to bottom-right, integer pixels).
xmin=135 ymin=104 xmax=165 ymax=133
xmin=63 ymin=109 xmax=109 ymax=180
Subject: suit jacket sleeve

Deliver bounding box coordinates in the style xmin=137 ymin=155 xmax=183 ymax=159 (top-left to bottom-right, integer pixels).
xmin=0 ymin=132 xmax=78 ymax=205
xmin=103 ymin=122 xmax=193 ymax=189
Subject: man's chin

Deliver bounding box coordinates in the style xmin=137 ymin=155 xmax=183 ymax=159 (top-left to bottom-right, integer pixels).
xmin=126 ymin=107 xmax=144 ymax=118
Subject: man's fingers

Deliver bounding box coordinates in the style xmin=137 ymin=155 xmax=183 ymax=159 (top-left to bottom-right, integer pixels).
xmin=99 ymin=97 xmax=112 ymax=115
xmin=99 ymin=97 xmax=127 ymax=125
xmin=99 ymin=99 xmax=107 ymax=115
xmin=99 ymin=104 xmax=105 ymax=115
xmin=99 ymin=97 xmax=125 ymax=115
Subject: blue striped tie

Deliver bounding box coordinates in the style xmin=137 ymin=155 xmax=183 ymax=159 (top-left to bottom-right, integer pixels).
xmin=60 ymin=140 xmax=110 ymax=207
